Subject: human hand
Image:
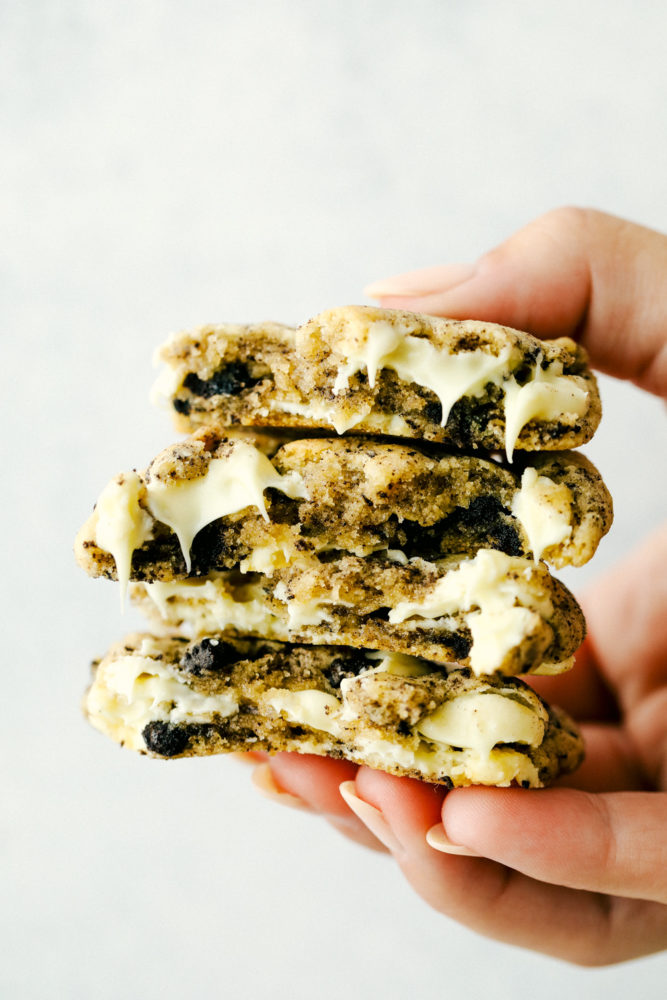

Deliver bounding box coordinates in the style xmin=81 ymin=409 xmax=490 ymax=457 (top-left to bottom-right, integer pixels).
xmin=250 ymin=208 xmax=667 ymax=965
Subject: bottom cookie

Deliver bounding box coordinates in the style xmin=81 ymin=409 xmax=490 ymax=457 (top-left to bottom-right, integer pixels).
xmin=84 ymin=634 xmax=583 ymax=788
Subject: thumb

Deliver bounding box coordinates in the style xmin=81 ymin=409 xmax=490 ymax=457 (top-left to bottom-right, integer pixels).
xmin=439 ymin=786 xmax=667 ymax=903
xmin=365 ymin=207 xmax=667 ymax=397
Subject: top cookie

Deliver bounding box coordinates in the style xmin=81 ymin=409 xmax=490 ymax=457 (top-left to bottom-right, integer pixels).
xmin=152 ymin=305 xmax=601 ymax=457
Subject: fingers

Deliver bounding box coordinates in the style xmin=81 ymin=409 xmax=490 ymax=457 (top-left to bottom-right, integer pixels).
xmin=348 ymin=769 xmax=667 ymax=963
xmin=251 ymin=753 xmax=389 ymax=853
xmin=441 ymin=787 xmax=667 ymax=903
xmin=350 ymin=769 xmax=619 ymax=963
xmin=581 ymin=522 xmax=667 ymax=714
xmin=557 ymin=724 xmax=651 ymax=793
xmin=366 ymin=207 xmax=667 ymax=396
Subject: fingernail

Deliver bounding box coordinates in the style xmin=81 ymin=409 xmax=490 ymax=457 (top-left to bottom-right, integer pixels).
xmin=339 ymin=780 xmax=403 ymax=852
xmin=363 ymin=263 xmax=476 ymax=299
xmin=251 ymin=762 xmax=311 ymax=812
xmin=425 ymin=823 xmax=479 ymax=856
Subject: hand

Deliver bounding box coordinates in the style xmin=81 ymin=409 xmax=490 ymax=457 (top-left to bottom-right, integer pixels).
xmin=249 ymin=208 xmax=667 ymax=965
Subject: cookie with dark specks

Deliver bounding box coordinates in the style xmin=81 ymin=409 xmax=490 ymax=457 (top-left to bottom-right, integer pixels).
xmin=84 ymin=633 xmax=584 ymax=788
xmin=130 ymin=549 xmax=585 ymax=677
xmin=152 ymin=305 xmax=601 ymax=456
xmin=75 ymin=430 xmax=612 ymax=594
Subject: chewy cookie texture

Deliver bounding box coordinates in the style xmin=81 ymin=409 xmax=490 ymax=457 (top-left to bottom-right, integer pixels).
xmin=153 ymin=305 xmax=601 ymax=457
xmin=84 ymin=635 xmax=583 ymax=788
xmin=77 ymin=306 xmax=611 ymax=787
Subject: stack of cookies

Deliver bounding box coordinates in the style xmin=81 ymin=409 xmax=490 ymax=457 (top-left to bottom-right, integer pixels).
xmin=76 ymin=306 xmax=612 ymax=787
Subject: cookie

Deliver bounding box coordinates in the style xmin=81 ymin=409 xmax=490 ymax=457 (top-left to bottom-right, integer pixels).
xmin=130 ymin=548 xmax=585 ymax=677
xmin=75 ymin=431 xmax=612 ymax=600
xmin=152 ymin=305 xmax=601 ymax=457
xmin=84 ymin=633 xmax=584 ymax=787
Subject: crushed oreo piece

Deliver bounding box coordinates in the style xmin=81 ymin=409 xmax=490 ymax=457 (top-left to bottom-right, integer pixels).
xmin=142 ymin=721 xmax=190 ymax=757
xmin=180 ymin=638 xmax=239 ymax=676
xmin=183 ymin=362 xmax=260 ymax=398
xmin=445 ymin=631 xmax=473 ymax=661
xmin=326 ymin=650 xmax=370 ymax=688
xmin=172 ymin=396 xmax=191 ymax=415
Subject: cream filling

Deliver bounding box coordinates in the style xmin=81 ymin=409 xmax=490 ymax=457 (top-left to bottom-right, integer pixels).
xmin=86 ymin=639 xmax=238 ymax=750
xmin=90 ymin=442 xmax=308 ymax=585
xmin=511 ymin=467 xmax=573 ymax=561
xmin=388 ymin=549 xmax=553 ymax=675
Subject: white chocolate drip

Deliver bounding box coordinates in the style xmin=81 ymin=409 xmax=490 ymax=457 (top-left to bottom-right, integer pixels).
xmin=511 ymin=467 xmax=573 ymax=561
xmin=91 ymin=442 xmax=308 ymax=586
xmin=332 ymin=320 xmax=514 ymax=429
xmin=330 ymin=318 xmax=589 ymax=455
xmin=388 ymin=549 xmax=553 ymax=675
xmin=92 ymin=472 xmax=153 ymax=605
xmin=503 ymin=357 xmax=589 ymax=460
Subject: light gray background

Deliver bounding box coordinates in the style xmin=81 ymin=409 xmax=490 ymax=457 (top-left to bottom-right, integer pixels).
xmin=3 ymin=2 xmax=667 ymax=998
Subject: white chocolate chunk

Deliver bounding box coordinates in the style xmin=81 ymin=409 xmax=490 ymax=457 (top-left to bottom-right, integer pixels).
xmin=418 ymin=690 xmax=546 ymax=757
xmin=511 ymin=466 xmax=573 ymax=561
xmin=264 ymin=689 xmax=342 ymax=737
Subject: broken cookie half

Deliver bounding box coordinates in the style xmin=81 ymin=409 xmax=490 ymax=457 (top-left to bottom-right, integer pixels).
xmin=152 ymin=305 xmax=601 ymax=457
xmin=85 ymin=634 xmax=584 ymax=788
xmin=130 ymin=549 xmax=584 ymax=677
xmin=75 ymin=430 xmax=612 ymax=606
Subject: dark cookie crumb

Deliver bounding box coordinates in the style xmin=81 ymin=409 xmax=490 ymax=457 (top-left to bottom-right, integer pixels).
xmin=180 ymin=638 xmax=239 ymax=676
xmin=183 ymin=362 xmax=260 ymax=398
xmin=173 ymin=397 xmax=191 ymax=415
xmin=142 ymin=721 xmax=190 ymax=757
xmin=445 ymin=631 xmax=473 ymax=661
xmin=325 ymin=650 xmax=370 ymax=688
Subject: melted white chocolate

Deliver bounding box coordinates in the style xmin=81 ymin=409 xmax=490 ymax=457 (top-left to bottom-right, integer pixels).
xmin=332 ymin=319 xmax=515 ymax=429
xmin=92 ymin=473 xmax=153 ymax=604
xmin=85 ymin=638 xmax=238 ymax=752
xmin=329 ymin=317 xmax=588 ymax=454
xmin=511 ymin=466 xmax=573 ymax=561
xmin=418 ymin=690 xmax=546 ymax=757
xmin=503 ymin=359 xmax=588 ymax=460
xmin=389 ymin=549 xmax=553 ymax=675
xmin=90 ymin=442 xmax=308 ymax=584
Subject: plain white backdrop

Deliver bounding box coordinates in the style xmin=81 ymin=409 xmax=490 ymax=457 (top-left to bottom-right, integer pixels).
xmin=3 ymin=2 xmax=667 ymax=997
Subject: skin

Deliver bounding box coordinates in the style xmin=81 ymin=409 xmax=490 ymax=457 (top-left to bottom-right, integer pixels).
xmin=250 ymin=208 xmax=667 ymax=966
